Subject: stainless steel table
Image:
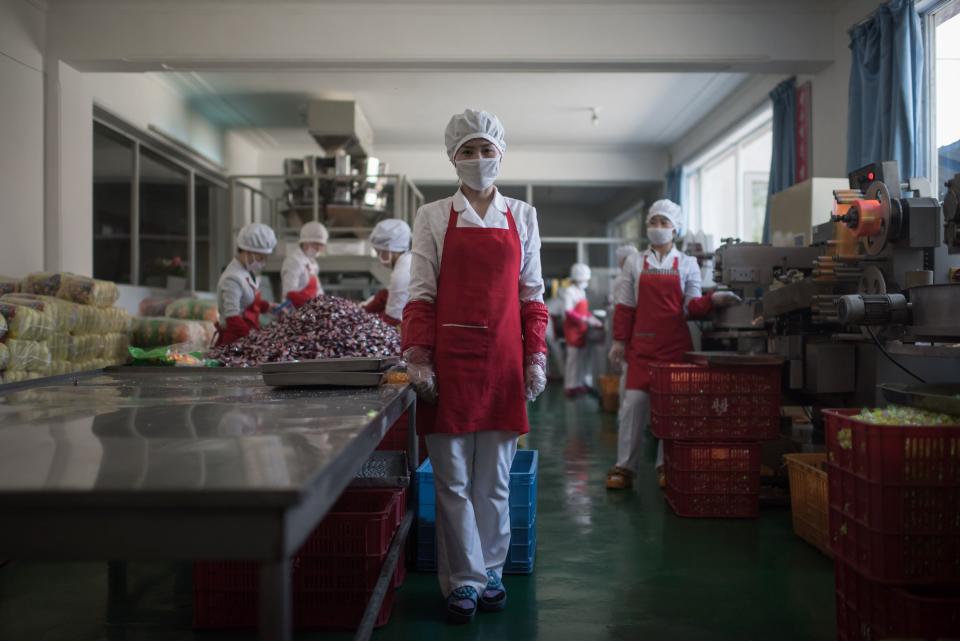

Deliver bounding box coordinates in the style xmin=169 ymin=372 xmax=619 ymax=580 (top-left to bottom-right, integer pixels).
xmin=0 ymin=369 xmax=417 ymax=641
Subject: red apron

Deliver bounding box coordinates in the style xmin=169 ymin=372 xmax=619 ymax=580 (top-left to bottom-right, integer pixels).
xmin=287 ymin=274 xmax=319 ymax=308
xmin=563 ymin=298 xmax=590 ymax=348
xmin=418 ymin=205 xmax=527 ymax=435
xmin=625 ymin=256 xmax=692 ymax=390
xmin=216 ymin=290 xmax=266 ymax=346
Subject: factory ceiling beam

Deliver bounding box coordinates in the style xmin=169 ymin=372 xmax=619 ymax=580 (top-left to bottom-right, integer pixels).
xmin=45 ymin=1 xmax=834 ymax=75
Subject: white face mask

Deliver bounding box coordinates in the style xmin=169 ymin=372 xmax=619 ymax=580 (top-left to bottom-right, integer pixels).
xmin=303 ymin=248 xmax=319 ymax=260
xmin=647 ymin=227 xmax=674 ymax=246
xmin=377 ymin=250 xmax=393 ymax=267
xmin=247 ymin=258 xmax=266 ymax=274
xmin=455 ymin=158 xmax=500 ymax=190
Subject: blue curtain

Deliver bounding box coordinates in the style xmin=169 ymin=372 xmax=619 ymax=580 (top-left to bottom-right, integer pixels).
xmin=846 ymin=0 xmax=925 ymax=178
xmin=665 ymin=165 xmax=682 ymax=207
xmin=764 ymin=77 xmax=797 ymax=244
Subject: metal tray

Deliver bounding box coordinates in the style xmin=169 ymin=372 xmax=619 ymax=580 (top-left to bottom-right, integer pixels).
xmin=261 ymin=371 xmax=384 ymax=388
xmin=350 ymin=451 xmax=410 ymax=488
xmin=261 ymin=357 xmax=399 ymax=375
xmin=685 ymin=351 xmax=786 ymax=366
xmin=879 ymin=383 xmax=960 ymax=416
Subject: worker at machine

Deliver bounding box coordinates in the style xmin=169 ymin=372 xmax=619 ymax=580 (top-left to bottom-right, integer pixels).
xmin=562 ymin=263 xmax=603 ymax=397
xmin=605 ymin=200 xmax=740 ymax=490
xmin=401 ymin=109 xmax=548 ymax=624
xmin=363 ymin=219 xmax=413 ymax=327
xmin=281 ymin=221 xmax=328 ymax=308
xmin=216 ymin=222 xmax=278 ymax=346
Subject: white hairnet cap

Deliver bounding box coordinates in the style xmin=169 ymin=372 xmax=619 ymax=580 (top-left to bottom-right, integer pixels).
xmin=647 ymin=199 xmax=684 ymax=232
xmin=570 ymin=263 xmax=592 ymax=282
xmin=616 ymin=245 xmax=638 ymax=265
xmin=299 ymin=221 xmax=329 ymax=244
xmin=370 ymin=219 xmax=411 ymax=253
xmin=236 ymin=223 xmax=277 ymax=253
xmin=444 ymin=109 xmax=506 ymax=161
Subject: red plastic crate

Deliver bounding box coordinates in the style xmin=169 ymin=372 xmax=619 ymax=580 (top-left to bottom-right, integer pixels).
xmin=664 ymin=484 xmax=759 ymax=518
xmin=651 ymin=413 xmax=779 ymax=441
xmin=835 ymin=559 xmax=960 ymax=641
xmin=828 ymin=463 xmax=960 ymax=534
xmin=298 ymin=488 xmax=401 ymax=558
xmin=824 ymin=409 xmax=960 ymax=486
xmin=193 ymin=560 xmax=396 ymax=630
xmin=663 ymin=441 xmax=761 ymax=518
xmin=829 ymin=505 xmax=960 ymax=585
xmin=650 ymin=363 xmax=780 ymax=441
xmin=375 ymin=411 xmax=428 ymax=465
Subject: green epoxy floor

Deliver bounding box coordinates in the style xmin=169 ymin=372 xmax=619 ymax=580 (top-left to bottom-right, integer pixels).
xmin=0 ymin=384 xmax=836 ymax=641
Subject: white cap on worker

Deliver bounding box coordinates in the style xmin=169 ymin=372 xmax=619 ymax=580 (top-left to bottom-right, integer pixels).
xmin=647 ymin=199 xmax=684 ymax=232
xmin=616 ymin=245 xmax=638 ymax=265
xmin=444 ymin=109 xmax=506 ymax=162
xmin=370 ymin=219 xmax=411 ymax=253
xmin=236 ymin=223 xmax=277 ymax=253
xmin=299 ymin=221 xmax=329 ymax=245
xmin=570 ymin=262 xmax=592 ymax=282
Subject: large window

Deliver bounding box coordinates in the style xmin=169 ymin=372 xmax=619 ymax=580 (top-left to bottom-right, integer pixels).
xmin=682 ymin=109 xmax=773 ymax=249
xmin=92 ymin=113 xmax=227 ymax=291
xmin=929 ymin=1 xmax=960 ymax=196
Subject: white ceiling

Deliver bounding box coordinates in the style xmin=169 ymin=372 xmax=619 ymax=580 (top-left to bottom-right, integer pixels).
xmin=163 ymin=70 xmax=747 ymax=151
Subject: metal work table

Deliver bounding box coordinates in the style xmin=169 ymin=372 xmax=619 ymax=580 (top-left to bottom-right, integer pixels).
xmin=0 ymin=368 xmax=417 ymax=641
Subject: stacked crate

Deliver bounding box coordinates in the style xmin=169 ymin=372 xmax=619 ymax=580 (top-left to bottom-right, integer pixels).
xmin=415 ymin=450 xmax=538 ymax=574
xmin=194 ymin=487 xmax=407 ymax=630
xmin=824 ymin=409 xmax=960 ymax=640
xmin=650 ymin=362 xmax=781 ymax=518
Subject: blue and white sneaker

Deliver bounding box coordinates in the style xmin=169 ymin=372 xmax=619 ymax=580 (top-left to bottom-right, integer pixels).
xmin=446 ymin=585 xmax=478 ymax=624
xmin=479 ymin=570 xmax=507 ymax=612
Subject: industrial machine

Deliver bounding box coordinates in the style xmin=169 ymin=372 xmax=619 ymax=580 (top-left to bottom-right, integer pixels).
xmin=711 ymin=161 xmax=960 ymax=407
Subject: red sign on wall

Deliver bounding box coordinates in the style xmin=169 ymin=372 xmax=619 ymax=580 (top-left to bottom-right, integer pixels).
xmin=795 ymin=81 xmax=812 ymax=182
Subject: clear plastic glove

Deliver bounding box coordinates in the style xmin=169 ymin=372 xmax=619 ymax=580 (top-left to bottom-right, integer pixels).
xmin=403 ymin=346 xmax=437 ymax=404
xmin=608 ymin=340 xmax=626 ymax=368
xmin=711 ymin=291 xmax=743 ymax=308
xmin=587 ymin=315 xmax=604 ymax=328
xmin=524 ymin=352 xmax=547 ymax=402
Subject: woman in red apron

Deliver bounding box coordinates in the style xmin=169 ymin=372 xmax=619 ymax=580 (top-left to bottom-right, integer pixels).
xmin=215 ymin=223 xmax=277 ymax=346
xmin=281 ymin=221 xmax=327 ymax=308
xmin=605 ymin=200 xmax=740 ymax=490
xmin=562 ymin=262 xmax=603 ymax=396
xmin=402 ymin=110 xmax=548 ymax=624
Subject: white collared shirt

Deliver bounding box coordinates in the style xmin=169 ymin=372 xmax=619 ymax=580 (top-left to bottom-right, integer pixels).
xmin=281 ymin=247 xmax=322 ymax=298
xmin=408 ymin=188 xmax=545 ymax=305
xmin=613 ymin=246 xmax=702 ymax=308
xmin=385 ymin=252 xmax=413 ymax=320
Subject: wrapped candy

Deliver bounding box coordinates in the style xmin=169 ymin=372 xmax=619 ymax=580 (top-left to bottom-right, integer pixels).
xmin=1 ymin=294 xmax=79 ymax=334
xmin=2 ymin=371 xmax=43 ymax=384
xmin=6 ymin=339 xmax=52 ymax=372
xmin=139 ymin=297 xmax=176 ymax=318
xmin=57 ymin=274 xmax=119 ymax=307
xmin=130 ymin=317 xmax=216 ymax=352
xmin=0 ymin=303 xmax=53 ymax=341
xmin=856 ymin=404 xmax=960 ymax=426
xmin=0 ymin=313 xmax=6 ymax=341
xmin=45 ymin=333 xmax=71 ymax=361
xmin=0 ymin=342 xmax=8 ymax=370
xmin=165 ymin=298 xmax=219 ymax=324
xmin=21 ymin=272 xmax=64 ymax=297
xmin=0 ymin=276 xmax=19 ymax=296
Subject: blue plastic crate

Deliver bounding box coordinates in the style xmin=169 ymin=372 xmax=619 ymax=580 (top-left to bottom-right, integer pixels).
xmin=414 ymin=450 xmax=537 ymax=573
xmin=504 ymin=525 xmax=536 ymax=575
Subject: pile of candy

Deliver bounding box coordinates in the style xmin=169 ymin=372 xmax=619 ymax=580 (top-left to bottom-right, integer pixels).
xmin=855 ymin=404 xmax=960 ymax=426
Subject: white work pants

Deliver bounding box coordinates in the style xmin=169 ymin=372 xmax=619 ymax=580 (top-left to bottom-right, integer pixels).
xmin=615 ymin=386 xmax=664 ymax=472
xmin=564 ymin=345 xmax=588 ymax=390
xmin=426 ymin=430 xmax=518 ymax=597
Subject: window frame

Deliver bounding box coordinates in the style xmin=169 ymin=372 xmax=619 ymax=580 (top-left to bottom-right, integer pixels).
xmin=93 ymin=106 xmax=228 ymax=291
xmin=920 ymin=0 xmax=960 ymax=196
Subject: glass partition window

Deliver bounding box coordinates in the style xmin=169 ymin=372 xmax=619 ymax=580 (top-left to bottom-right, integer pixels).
xmin=93 ymin=123 xmax=134 ymax=284
xmin=934 ymin=2 xmax=960 ymax=195
xmin=139 ymin=149 xmax=189 ymax=288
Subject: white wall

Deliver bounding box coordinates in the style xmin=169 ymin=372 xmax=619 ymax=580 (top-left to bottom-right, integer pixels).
xmin=256 ymin=144 xmax=667 ymax=185
xmin=0 ymin=0 xmax=46 ymax=276
xmin=670 ymin=0 xmax=878 ymax=179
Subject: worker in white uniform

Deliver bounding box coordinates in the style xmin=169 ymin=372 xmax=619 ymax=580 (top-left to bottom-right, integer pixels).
xmin=562 ymin=263 xmax=603 ymax=397
xmin=363 ymin=219 xmax=412 ymax=327
xmin=401 ymin=109 xmax=548 ymax=624
xmin=605 ymin=200 xmax=740 ymax=490
xmin=215 ymin=223 xmax=277 ymax=346
xmin=281 ymin=221 xmax=328 ymax=308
